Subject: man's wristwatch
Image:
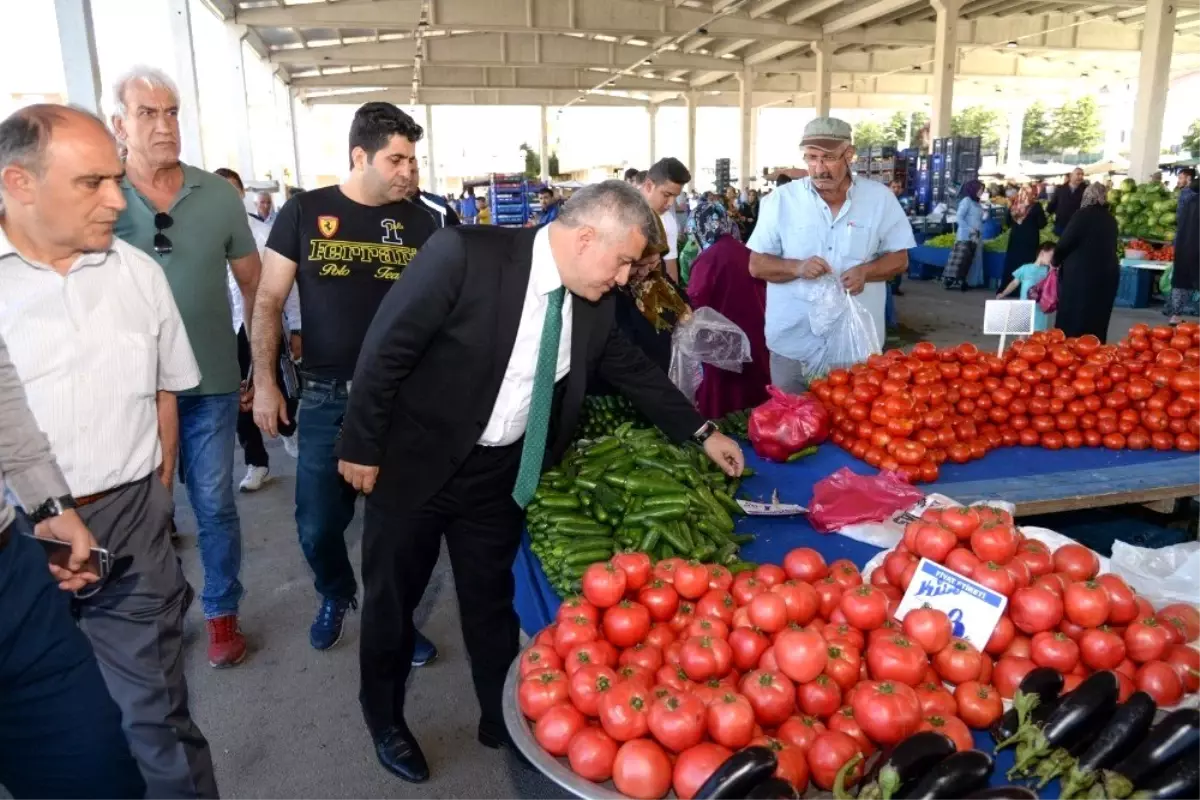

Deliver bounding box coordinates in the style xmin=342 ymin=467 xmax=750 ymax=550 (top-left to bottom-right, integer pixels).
xmin=28 ymin=494 xmax=78 ymax=524
xmin=692 ymin=421 xmax=719 ymax=445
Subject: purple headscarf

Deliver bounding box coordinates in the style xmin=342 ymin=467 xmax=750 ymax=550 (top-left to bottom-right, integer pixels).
xmin=961 ymin=180 xmax=983 ymax=202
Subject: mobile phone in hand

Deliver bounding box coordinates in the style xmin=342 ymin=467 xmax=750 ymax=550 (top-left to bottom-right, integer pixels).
xmin=28 ymin=535 xmax=111 ymax=581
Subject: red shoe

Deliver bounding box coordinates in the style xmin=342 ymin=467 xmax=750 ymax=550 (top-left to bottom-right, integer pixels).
xmin=206 ymin=615 xmax=247 ymax=668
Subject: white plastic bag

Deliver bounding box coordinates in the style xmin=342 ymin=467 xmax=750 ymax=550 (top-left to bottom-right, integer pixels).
xmin=1109 ymin=540 xmax=1200 ymax=609
xmin=802 ymin=274 xmax=881 ymax=381
xmin=668 ymin=308 xmax=752 ymax=402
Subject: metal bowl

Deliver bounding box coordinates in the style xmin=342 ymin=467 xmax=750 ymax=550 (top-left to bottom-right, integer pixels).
xmin=502 ymin=650 xmax=630 ymax=800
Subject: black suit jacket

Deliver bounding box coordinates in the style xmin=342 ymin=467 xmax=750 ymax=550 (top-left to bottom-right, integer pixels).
xmin=337 ymin=225 xmax=705 ymax=512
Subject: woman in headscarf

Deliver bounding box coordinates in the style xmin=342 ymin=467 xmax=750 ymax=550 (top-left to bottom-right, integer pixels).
xmin=686 ymin=201 xmax=770 ymax=418
xmin=1053 ymin=181 xmax=1120 ymax=341
xmin=612 ymin=210 xmax=691 ymax=372
xmin=1002 ymin=183 xmax=1048 ymax=287
xmin=945 ymin=180 xmax=985 ymax=291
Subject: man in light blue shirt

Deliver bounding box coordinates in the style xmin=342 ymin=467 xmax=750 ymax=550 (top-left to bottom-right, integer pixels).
xmin=747 ymin=117 xmax=915 ymax=392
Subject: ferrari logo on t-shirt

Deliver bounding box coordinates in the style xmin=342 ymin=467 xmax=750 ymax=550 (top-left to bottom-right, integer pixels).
xmin=317 ymin=216 xmax=340 ymax=238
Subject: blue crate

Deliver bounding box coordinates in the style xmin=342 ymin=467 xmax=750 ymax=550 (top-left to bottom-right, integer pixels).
xmin=1114 ymin=266 xmax=1152 ymax=308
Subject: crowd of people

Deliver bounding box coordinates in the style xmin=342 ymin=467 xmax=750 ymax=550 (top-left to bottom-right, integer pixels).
xmin=0 ymin=60 xmax=1194 ymax=800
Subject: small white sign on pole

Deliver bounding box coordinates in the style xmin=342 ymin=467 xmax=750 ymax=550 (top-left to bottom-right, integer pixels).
xmin=983 ymin=300 xmax=1036 ymax=356
xmin=894 ymin=558 xmax=1009 ymax=651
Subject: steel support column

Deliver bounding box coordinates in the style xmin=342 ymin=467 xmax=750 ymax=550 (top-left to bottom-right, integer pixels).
xmin=1128 ymin=0 xmax=1177 ymax=180
xmin=53 ymin=0 xmax=103 ymax=114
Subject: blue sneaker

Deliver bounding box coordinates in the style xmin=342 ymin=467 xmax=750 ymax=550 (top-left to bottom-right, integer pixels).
xmin=310 ymin=596 xmax=357 ymax=651
xmin=412 ymin=629 xmax=438 ymax=667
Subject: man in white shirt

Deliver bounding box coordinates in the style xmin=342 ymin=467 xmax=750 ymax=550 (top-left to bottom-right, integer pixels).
xmin=215 ymin=167 xmax=301 ymax=490
xmin=639 ymin=157 xmax=691 ymax=282
xmin=0 ymin=105 xmax=216 ymax=796
xmin=748 ymin=117 xmax=915 ymax=392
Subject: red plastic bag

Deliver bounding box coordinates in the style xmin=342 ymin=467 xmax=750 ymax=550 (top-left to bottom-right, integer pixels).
xmin=807 ymin=468 xmax=925 ymax=534
xmin=1027 ymin=266 xmax=1059 ymax=313
xmin=747 ymin=386 xmax=831 ymax=463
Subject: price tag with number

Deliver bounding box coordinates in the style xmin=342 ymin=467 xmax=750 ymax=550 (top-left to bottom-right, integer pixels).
xmin=893 ymin=558 xmax=1008 ymax=651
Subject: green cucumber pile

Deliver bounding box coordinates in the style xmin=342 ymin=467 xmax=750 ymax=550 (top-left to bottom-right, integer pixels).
xmin=577 ymin=394 xmax=649 ymax=439
xmin=715 ymin=408 xmax=752 ymax=439
xmin=527 ymin=423 xmax=755 ymax=597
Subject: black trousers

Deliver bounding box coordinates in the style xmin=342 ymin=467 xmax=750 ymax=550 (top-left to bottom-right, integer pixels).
xmin=236 ymin=326 xmax=269 ymax=468
xmin=359 ymin=441 xmax=524 ymax=737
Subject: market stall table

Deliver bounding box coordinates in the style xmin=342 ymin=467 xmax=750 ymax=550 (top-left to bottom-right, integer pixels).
xmin=509 ymin=441 xmax=1198 ymax=799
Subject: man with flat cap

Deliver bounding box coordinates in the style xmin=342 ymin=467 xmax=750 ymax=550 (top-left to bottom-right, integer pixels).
xmin=748 ymin=116 xmax=915 ymax=392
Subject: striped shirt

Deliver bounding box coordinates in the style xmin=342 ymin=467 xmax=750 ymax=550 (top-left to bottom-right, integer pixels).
xmin=0 ymin=229 xmax=200 ymax=497
xmin=0 ymin=330 xmax=71 ymax=533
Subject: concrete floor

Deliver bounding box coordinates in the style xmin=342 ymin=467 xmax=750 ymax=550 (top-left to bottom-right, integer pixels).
xmin=171 ymin=279 xmax=1172 ymax=799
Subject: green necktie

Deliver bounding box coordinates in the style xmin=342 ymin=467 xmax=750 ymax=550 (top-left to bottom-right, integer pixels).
xmin=512 ymin=286 xmax=566 ymax=508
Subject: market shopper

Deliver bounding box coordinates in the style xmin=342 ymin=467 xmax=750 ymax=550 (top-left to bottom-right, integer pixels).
xmin=0 ymin=103 xmax=217 ymax=797
xmin=214 ymin=166 xmax=301 ymax=490
xmin=687 ymin=200 xmax=769 ymax=418
xmin=1048 ymin=167 xmax=1087 ymax=235
xmin=0 ymin=331 xmax=147 ymax=800
xmin=336 ymin=180 xmax=744 ymax=784
xmin=639 ymin=157 xmax=690 ymax=282
xmin=1002 ymin=183 xmax=1048 ymax=287
xmin=944 ymin=179 xmax=985 ymax=291
xmin=252 ymin=102 xmax=441 ymax=658
xmin=747 ymin=117 xmax=914 ymax=393
xmin=537 ymin=186 xmax=562 ymax=226
xmin=996 ymin=241 xmax=1056 ymax=332
xmin=1167 ymin=173 xmax=1199 ymax=322
xmin=112 ymin=65 xmax=261 ymax=668
xmin=1053 ymin=182 xmax=1120 ymax=342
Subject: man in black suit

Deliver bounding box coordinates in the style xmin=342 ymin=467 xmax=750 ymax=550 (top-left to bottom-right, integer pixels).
xmin=336 ymin=180 xmax=744 ymax=782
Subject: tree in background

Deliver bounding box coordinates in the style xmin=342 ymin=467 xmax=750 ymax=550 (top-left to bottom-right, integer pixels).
xmin=1049 ymin=96 xmax=1102 ymax=152
xmin=1182 ymin=120 xmax=1200 ymax=157
xmin=519 ymin=143 xmax=560 ymax=178
xmin=951 ymin=106 xmax=1003 ymax=150
xmin=1021 ymin=102 xmax=1052 ymax=155
xmin=854 ymin=121 xmax=887 ymax=149
xmin=885 ymin=111 xmax=928 ymax=148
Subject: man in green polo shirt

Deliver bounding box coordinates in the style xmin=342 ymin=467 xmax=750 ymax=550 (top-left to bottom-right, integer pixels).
xmin=112 ymin=66 xmax=261 ymax=671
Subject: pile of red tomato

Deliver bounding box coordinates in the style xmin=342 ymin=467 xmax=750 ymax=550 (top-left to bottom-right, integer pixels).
xmin=807 ymin=324 xmax=1200 ymax=484
xmin=514 ymin=533 xmax=1200 ymax=800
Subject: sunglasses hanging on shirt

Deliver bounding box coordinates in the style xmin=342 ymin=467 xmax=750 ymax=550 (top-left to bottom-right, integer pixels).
xmin=154 ymin=212 xmax=174 ymax=255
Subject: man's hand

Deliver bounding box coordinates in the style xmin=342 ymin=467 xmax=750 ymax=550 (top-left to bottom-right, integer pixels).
xmin=338 ymin=460 xmax=379 ymax=494
xmin=156 ymin=463 xmax=173 ymax=492
xmin=289 ymin=333 xmax=303 ymax=361
xmin=34 ymin=509 xmax=101 ymax=592
xmin=253 ymin=382 xmax=290 ymax=438
xmin=840 ymin=265 xmax=868 ymax=295
xmin=238 ymin=380 xmax=255 ymax=413
xmin=797 ymin=256 xmax=833 ymax=280
xmin=703 ymin=432 xmax=745 ymax=477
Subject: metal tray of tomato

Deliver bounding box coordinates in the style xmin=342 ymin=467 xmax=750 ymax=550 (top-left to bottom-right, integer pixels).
xmin=504 ymin=650 xmax=631 ymax=800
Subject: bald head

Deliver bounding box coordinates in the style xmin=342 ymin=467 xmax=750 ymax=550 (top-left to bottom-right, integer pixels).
xmin=0 ymin=103 xmax=126 ymax=265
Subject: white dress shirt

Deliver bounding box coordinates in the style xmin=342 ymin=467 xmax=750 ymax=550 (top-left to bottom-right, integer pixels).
xmin=0 ymin=230 xmax=200 ymax=496
xmin=227 ymin=213 xmax=301 ymax=333
xmin=661 ymin=210 xmax=680 ymax=261
xmin=479 ymin=226 xmax=573 ymax=446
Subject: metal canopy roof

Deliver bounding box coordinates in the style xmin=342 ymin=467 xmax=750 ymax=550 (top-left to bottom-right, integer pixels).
xmin=211 ymin=0 xmax=1200 ymax=107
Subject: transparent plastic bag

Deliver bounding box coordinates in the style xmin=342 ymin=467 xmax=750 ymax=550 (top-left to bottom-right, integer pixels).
xmin=668 ymin=308 xmax=752 ymax=402
xmin=1110 ymin=540 xmax=1200 ymax=609
xmin=803 ymin=274 xmax=881 ymax=381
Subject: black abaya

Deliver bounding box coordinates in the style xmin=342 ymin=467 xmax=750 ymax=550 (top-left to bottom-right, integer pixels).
xmin=1002 ymin=203 xmax=1047 ymax=287
xmin=1053 ymin=205 xmax=1120 ymax=342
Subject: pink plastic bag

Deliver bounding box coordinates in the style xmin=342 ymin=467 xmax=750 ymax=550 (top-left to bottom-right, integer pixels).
xmin=807 ymin=468 xmax=926 ymax=534
xmin=747 ymin=386 xmax=831 ymax=463
xmin=1027 ymin=267 xmax=1059 ymax=313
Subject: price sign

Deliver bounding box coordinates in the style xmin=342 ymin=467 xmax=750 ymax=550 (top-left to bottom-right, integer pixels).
xmin=893 ymin=558 xmax=1008 ymax=651
xmin=736 ymin=500 xmax=807 ymax=516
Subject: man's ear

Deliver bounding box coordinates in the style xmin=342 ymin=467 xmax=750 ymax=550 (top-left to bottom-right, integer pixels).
xmin=0 ymin=164 xmax=36 ymax=206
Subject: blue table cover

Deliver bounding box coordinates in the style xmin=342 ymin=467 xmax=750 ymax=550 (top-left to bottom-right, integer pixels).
xmin=511 ymin=442 xmax=1198 ymax=796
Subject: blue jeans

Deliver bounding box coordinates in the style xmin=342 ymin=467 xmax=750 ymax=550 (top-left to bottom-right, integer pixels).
xmin=178 ymin=393 xmax=243 ymax=619
xmin=296 ymin=376 xmax=359 ymax=602
xmin=0 ymin=517 xmax=146 ymax=799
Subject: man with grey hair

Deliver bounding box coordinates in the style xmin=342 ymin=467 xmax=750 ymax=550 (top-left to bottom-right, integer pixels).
xmin=0 ymin=103 xmax=216 ymax=796
xmin=111 ymin=65 xmax=261 ymax=669
xmin=337 ymin=179 xmax=744 ymax=783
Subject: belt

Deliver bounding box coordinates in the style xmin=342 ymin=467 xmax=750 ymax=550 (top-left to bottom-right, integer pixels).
xmin=75 ymin=487 xmax=119 ymax=508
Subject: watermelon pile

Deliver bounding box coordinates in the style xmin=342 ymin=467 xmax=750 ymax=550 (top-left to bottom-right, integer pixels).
xmin=1110 ymin=178 xmax=1180 ymax=242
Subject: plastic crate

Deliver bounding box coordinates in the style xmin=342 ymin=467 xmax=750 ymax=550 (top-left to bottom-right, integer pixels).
xmin=1114 ymin=266 xmax=1152 ymax=308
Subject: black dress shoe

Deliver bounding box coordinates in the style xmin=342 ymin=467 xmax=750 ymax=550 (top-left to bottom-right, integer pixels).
xmin=374 ymin=726 xmax=429 ymax=783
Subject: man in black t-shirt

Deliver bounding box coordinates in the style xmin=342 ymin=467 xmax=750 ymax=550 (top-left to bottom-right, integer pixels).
xmin=250 ymin=103 xmax=441 ymax=665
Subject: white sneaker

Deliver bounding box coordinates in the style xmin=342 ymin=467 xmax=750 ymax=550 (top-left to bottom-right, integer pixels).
xmin=239 ymin=465 xmax=269 ymax=492
xmin=282 ymin=434 xmax=299 ymax=458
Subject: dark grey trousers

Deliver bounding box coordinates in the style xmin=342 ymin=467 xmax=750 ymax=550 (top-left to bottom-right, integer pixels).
xmin=77 ymin=474 xmax=218 ymax=799
xmin=769 ymin=351 xmax=809 ymax=394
